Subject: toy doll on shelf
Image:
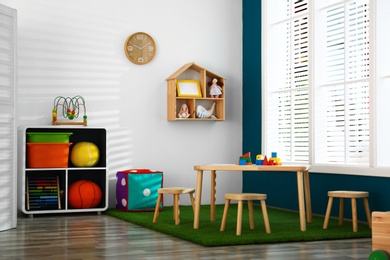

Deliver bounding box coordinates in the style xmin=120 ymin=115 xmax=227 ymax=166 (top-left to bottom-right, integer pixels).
xmin=208 ymin=78 xmax=223 ymax=98
xmin=178 ymin=104 xmax=190 ymax=118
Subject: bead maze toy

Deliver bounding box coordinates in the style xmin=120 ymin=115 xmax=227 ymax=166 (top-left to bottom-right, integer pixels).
xmin=52 ymin=96 xmax=87 ymax=126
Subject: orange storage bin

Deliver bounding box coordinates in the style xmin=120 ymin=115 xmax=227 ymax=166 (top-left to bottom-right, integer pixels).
xmin=27 ymin=143 xmax=72 ymax=168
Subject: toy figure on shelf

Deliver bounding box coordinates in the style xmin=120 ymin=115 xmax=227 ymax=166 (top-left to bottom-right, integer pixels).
xmin=196 ymin=102 xmax=216 ymax=119
xmin=208 ymin=78 xmax=223 ymax=98
xmin=52 ymin=95 xmax=87 ymax=126
xmin=178 ymin=104 xmax=190 ymax=118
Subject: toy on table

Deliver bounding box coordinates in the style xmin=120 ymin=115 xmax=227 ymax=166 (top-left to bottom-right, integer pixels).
xmin=263 ymin=156 xmax=269 ymax=165
xmin=208 ymin=78 xmax=223 ymax=98
xmin=236 ymin=152 xmax=252 ymax=165
xmin=236 ymin=152 xmax=282 ymax=166
xmin=52 ymin=95 xmax=87 ymax=126
xmin=269 ymin=152 xmax=282 ymax=165
xmin=178 ymin=104 xmax=190 ymax=118
xmin=256 ymin=154 xmax=264 ymax=165
xmin=255 ymin=152 xmax=282 ymax=165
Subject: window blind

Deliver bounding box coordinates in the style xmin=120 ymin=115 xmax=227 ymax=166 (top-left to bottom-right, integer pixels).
xmin=264 ymin=0 xmax=370 ymax=167
xmin=266 ymin=0 xmax=310 ymax=162
xmin=322 ymin=1 xmax=370 ymax=164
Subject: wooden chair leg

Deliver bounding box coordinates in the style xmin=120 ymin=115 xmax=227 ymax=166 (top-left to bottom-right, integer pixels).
xmin=351 ymin=198 xmax=358 ymax=232
xmin=323 ymin=197 xmax=333 ymax=229
xmin=338 ymin=198 xmax=344 ymax=226
xmin=248 ymin=200 xmax=255 ymax=230
xmin=174 ymin=194 xmax=180 ymax=225
xmin=236 ymin=200 xmax=243 ymax=236
xmin=172 ymin=194 xmax=176 ymax=221
xmin=189 ymin=192 xmax=195 ymax=213
xmin=363 ymin=198 xmax=371 ymax=228
xmin=171 ymin=195 xmax=175 ymax=220
xmin=153 ymin=193 xmax=162 ymax=223
xmin=220 ymin=199 xmax=230 ymax=231
xmin=260 ymin=199 xmax=271 ymax=234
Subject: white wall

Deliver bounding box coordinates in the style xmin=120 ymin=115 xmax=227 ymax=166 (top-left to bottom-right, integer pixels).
xmin=0 ymin=0 xmax=243 ymax=208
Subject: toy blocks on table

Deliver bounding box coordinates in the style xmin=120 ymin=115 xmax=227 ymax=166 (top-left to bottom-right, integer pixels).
xmin=241 ymin=152 xmax=250 ymax=158
xmin=255 ymin=154 xmax=263 ymax=165
xmin=237 ymin=152 xmax=252 ymax=165
xmin=116 ymin=169 xmax=163 ymax=212
xmin=237 ymin=152 xmax=282 ymax=166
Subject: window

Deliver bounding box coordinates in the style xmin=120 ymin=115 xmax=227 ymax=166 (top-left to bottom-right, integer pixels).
xmin=262 ymin=0 xmax=390 ymax=176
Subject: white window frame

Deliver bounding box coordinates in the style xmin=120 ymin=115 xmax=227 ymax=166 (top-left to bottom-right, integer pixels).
xmin=262 ymin=0 xmax=390 ymax=177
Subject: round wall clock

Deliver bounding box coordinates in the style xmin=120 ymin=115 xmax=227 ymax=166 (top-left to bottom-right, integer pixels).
xmin=124 ymin=32 xmax=156 ymax=65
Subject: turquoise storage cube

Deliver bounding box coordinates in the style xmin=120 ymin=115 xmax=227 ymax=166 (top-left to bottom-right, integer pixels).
xmin=116 ymin=169 xmax=163 ymax=212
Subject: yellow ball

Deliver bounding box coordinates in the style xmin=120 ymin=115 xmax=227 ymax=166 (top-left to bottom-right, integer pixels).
xmin=71 ymin=142 xmax=100 ymax=167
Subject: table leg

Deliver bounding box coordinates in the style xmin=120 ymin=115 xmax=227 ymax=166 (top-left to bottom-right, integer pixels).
xmin=210 ymin=170 xmax=216 ymax=221
xmin=193 ymin=170 xmax=203 ymax=229
xmin=296 ymin=170 xmax=306 ymax=231
xmin=303 ymin=170 xmax=312 ymax=223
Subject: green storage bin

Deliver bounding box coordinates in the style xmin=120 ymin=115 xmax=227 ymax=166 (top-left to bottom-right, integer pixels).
xmin=26 ymin=132 xmax=73 ymax=143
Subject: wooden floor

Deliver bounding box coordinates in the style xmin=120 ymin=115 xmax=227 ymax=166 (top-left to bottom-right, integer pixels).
xmin=0 ymin=213 xmax=372 ymax=259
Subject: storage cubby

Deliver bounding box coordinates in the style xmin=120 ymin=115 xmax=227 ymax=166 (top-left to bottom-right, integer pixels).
xmin=166 ymin=62 xmax=225 ymax=121
xmin=26 ymin=171 xmax=64 ymax=211
xmin=18 ymin=126 xmax=108 ymax=215
xmin=67 ymin=169 xmax=107 ymax=209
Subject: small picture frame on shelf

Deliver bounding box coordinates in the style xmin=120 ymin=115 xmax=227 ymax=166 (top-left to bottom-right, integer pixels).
xmin=176 ymin=80 xmax=202 ymax=97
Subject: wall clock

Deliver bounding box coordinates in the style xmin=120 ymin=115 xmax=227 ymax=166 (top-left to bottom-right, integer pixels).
xmin=124 ymin=32 xmax=156 ymax=65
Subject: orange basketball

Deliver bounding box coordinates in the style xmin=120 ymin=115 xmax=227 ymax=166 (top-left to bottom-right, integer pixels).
xmin=68 ymin=180 xmax=102 ymax=208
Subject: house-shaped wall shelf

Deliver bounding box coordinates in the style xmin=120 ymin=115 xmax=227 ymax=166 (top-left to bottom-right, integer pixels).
xmin=166 ymin=62 xmax=225 ymax=121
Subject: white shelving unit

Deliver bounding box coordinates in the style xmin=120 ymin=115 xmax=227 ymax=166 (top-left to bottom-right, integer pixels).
xmin=18 ymin=126 xmax=108 ymax=215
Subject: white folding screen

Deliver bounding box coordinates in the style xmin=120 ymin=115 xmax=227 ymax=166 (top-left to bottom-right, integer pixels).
xmin=0 ymin=3 xmax=17 ymax=231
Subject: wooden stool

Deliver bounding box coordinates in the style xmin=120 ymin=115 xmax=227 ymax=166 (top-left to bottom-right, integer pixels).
xmin=153 ymin=187 xmax=195 ymax=225
xmin=220 ymin=193 xmax=271 ymax=236
xmin=323 ymin=190 xmax=371 ymax=232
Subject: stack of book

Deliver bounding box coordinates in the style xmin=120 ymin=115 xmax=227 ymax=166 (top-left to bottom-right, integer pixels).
xmin=26 ymin=176 xmax=61 ymax=210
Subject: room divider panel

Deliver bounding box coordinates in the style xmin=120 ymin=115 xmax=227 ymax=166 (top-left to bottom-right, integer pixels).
xmin=0 ymin=3 xmax=17 ymax=231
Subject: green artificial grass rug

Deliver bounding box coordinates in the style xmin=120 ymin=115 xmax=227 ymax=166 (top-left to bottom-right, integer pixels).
xmin=105 ymin=205 xmax=371 ymax=247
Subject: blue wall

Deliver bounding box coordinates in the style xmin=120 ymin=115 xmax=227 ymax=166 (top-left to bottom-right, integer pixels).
xmin=242 ymin=0 xmax=261 ymax=155
xmin=242 ymin=0 xmax=390 ymax=221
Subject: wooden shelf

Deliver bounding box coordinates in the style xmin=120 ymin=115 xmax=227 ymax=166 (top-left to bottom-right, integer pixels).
xmin=166 ymin=62 xmax=225 ymax=121
xmin=18 ymin=126 xmax=108 ymax=215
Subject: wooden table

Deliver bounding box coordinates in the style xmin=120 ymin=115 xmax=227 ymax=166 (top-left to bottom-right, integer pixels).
xmin=193 ymin=164 xmax=312 ymax=231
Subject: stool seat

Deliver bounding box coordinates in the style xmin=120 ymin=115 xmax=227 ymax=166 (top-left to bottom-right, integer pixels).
xmin=328 ymin=191 xmax=369 ymax=198
xmin=323 ymin=190 xmax=371 ymax=232
xmin=220 ymin=193 xmax=271 ymax=236
xmin=225 ymin=193 xmax=267 ymax=201
xmin=157 ymin=187 xmax=195 ymax=195
xmin=153 ymin=187 xmax=195 ymax=225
